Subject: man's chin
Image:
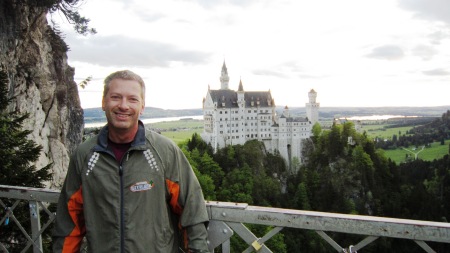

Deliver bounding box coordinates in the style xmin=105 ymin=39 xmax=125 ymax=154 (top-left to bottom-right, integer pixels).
xmin=109 ymin=121 xmax=131 ymax=129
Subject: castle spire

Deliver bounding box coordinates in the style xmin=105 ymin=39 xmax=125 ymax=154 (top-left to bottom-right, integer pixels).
xmin=238 ymin=78 xmax=244 ymax=92
xmin=220 ymin=61 xmax=230 ymax=90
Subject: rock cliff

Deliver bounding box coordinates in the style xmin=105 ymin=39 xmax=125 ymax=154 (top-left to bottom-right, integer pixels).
xmin=0 ymin=1 xmax=84 ymax=188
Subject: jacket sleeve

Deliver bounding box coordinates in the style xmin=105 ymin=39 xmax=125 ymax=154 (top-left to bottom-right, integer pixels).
xmin=53 ymin=154 xmax=86 ymax=253
xmin=164 ymin=142 xmax=210 ymax=252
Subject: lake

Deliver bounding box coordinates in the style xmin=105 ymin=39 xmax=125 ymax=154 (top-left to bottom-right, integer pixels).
xmin=339 ymin=115 xmax=419 ymax=121
xmin=85 ymin=115 xmax=204 ymax=128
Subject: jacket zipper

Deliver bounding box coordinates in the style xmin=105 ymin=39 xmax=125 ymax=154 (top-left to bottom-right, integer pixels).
xmin=118 ymin=151 xmax=131 ymax=253
xmin=119 ymin=156 xmax=125 ymax=252
xmin=119 ymin=164 xmax=125 ymax=253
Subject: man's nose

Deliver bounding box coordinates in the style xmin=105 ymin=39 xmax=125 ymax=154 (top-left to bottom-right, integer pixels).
xmin=118 ymin=98 xmax=130 ymax=109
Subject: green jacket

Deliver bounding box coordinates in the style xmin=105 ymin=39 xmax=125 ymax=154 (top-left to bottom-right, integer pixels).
xmin=53 ymin=122 xmax=209 ymax=252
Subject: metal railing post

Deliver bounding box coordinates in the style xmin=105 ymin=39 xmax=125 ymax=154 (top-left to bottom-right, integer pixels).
xmin=29 ymin=200 xmax=43 ymax=253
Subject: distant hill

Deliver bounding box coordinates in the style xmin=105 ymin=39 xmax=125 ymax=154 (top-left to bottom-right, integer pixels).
xmin=284 ymin=106 xmax=450 ymax=120
xmin=84 ymin=106 xmax=450 ymax=124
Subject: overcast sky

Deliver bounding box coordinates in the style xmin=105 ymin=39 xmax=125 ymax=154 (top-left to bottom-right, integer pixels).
xmin=51 ymin=0 xmax=450 ymax=109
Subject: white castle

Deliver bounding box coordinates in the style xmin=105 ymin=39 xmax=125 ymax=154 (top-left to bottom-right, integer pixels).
xmin=201 ymin=62 xmax=320 ymax=167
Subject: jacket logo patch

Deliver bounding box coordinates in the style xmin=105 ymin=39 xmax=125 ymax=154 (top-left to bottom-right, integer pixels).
xmin=130 ymin=181 xmax=154 ymax=192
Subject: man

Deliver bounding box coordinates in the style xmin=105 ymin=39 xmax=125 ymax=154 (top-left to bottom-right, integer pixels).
xmin=53 ymin=70 xmax=210 ymax=253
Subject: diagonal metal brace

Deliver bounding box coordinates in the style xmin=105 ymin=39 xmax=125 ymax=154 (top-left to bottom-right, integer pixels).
xmin=207 ymin=220 xmax=234 ymax=252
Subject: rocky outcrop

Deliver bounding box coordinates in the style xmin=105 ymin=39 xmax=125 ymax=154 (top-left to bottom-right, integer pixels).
xmin=0 ymin=1 xmax=84 ymax=188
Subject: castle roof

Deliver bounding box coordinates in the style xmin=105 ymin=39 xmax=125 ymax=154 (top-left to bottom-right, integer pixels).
xmin=208 ymin=89 xmax=274 ymax=108
xmin=209 ymin=89 xmax=237 ymax=108
xmin=285 ymin=117 xmax=309 ymax=122
xmin=279 ymin=114 xmax=308 ymax=122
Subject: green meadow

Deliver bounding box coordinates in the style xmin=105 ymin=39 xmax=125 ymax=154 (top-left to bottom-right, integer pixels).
xmin=361 ymin=123 xmax=449 ymax=163
xmin=362 ymin=124 xmax=414 ymax=140
xmin=382 ymin=140 xmax=450 ymax=164
xmin=145 ymin=119 xmax=203 ymax=144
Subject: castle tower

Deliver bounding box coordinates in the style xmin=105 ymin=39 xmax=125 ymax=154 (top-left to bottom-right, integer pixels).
xmin=237 ymin=79 xmax=245 ymax=107
xmin=220 ymin=61 xmax=230 ymax=90
xmin=306 ymin=89 xmax=320 ymax=125
xmin=282 ymin=105 xmax=290 ymax=117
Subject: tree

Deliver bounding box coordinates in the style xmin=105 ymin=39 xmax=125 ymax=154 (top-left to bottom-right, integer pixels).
xmin=46 ymin=0 xmax=97 ymax=36
xmin=218 ymin=164 xmax=253 ymax=203
xmin=0 ymin=69 xmax=52 ymax=250
xmin=181 ymin=148 xmax=216 ymax=200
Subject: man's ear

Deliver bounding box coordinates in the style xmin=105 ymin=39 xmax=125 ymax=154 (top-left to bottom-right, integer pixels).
xmin=140 ymin=103 xmax=145 ymax=115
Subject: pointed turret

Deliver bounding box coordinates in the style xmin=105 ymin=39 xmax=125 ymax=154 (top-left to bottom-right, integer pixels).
xmin=220 ymin=61 xmax=230 ymax=90
xmin=238 ymin=79 xmax=244 ymax=92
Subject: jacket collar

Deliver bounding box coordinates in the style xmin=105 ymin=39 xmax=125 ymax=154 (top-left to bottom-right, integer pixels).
xmin=95 ymin=120 xmax=147 ymax=151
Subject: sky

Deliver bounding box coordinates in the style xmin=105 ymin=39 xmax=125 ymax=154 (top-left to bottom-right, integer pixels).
xmin=50 ymin=0 xmax=450 ymax=110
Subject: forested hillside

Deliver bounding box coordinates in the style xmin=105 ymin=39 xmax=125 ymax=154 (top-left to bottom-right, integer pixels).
xmin=180 ymin=119 xmax=450 ymax=252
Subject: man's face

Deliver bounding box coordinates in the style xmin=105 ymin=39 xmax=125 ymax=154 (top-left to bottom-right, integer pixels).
xmin=102 ymin=79 xmax=144 ymax=134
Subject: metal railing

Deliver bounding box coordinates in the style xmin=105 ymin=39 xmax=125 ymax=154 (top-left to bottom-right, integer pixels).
xmin=1 ymin=184 xmax=450 ymax=253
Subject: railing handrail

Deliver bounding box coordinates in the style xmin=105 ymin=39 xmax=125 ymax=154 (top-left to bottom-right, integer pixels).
xmin=206 ymin=201 xmax=450 ymax=243
xmin=1 ymin=184 xmax=449 ymax=253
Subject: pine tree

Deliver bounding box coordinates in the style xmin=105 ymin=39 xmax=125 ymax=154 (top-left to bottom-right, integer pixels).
xmin=0 ymin=69 xmax=52 ymax=251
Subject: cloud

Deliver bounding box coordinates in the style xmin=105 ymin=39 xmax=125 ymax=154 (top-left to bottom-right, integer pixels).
xmin=427 ymin=30 xmax=450 ymax=45
xmin=398 ymin=0 xmax=450 ymax=25
xmin=251 ymin=61 xmax=306 ymax=79
xmin=65 ymin=34 xmax=211 ymax=68
xmin=366 ymin=45 xmax=405 ymax=60
xmin=134 ymin=10 xmax=166 ymax=23
xmin=195 ymin=0 xmax=264 ymax=9
xmin=422 ymin=68 xmax=450 ymax=76
xmin=411 ymin=45 xmax=438 ymax=60
xmin=252 ymin=69 xmax=289 ymax=78
xmin=398 ymin=0 xmax=450 ymax=45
